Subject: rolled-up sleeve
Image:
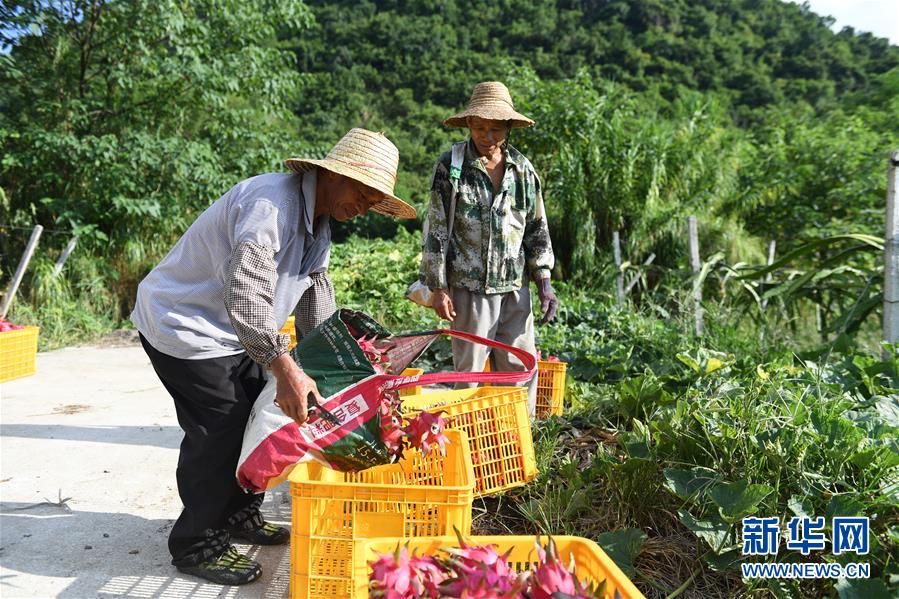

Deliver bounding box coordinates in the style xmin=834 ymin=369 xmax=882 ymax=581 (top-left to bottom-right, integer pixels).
xmin=224 ymin=241 xmax=290 ymax=365
xmin=523 ymin=170 xmax=554 ymax=281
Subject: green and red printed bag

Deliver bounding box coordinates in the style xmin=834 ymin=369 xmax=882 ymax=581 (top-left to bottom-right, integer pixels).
xmin=236 ymin=309 xmax=536 ymax=492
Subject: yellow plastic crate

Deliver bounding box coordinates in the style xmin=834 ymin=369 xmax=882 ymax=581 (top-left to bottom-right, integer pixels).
xmin=357 ymin=535 xmax=645 ymax=599
xmin=279 ymin=315 xmax=297 ymax=350
xmin=397 ymin=367 xmax=424 ymax=397
xmin=288 ymin=429 xmax=475 ymax=599
xmin=402 ymin=386 xmax=537 ymax=498
xmin=0 ymin=326 xmax=39 ymax=383
xmin=536 ymin=359 xmax=567 ymax=418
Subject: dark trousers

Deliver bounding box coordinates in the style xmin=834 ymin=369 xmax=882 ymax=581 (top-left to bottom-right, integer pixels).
xmin=140 ymin=334 xmax=268 ymax=567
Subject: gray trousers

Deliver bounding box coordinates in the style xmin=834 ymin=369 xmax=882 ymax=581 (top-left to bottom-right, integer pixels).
xmin=450 ymin=286 xmax=538 ymax=414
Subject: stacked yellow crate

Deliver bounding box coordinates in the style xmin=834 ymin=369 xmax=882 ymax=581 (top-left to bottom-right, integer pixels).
xmin=0 ymin=326 xmax=39 ymax=383
xmin=536 ymin=359 xmax=567 ymax=418
xmin=279 ymin=316 xmax=298 ymax=350
xmin=402 ymin=386 xmax=537 ymax=497
xmin=288 ymin=430 xmax=475 ymax=598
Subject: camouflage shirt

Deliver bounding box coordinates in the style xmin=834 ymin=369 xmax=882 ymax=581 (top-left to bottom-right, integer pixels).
xmin=419 ymin=140 xmax=554 ymax=295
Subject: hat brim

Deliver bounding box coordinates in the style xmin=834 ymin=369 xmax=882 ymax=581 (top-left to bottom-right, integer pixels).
xmin=443 ymin=108 xmax=534 ymax=129
xmin=284 ymin=158 xmax=416 ymax=219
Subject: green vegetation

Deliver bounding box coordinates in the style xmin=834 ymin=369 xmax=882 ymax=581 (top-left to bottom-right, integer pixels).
xmin=2 ymin=1 xmax=898 ymax=596
xmin=331 ymin=233 xmax=898 ymax=598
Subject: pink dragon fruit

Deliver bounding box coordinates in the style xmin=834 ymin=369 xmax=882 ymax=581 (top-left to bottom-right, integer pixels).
xmin=439 ymin=534 xmax=525 ymax=598
xmin=357 ymin=335 xmax=390 ymax=374
xmin=411 ymin=553 xmax=447 ymax=597
xmin=369 ymin=544 xmax=421 ymax=598
xmin=370 ymin=545 xmax=448 ymax=598
xmin=380 ymin=391 xmax=405 ymax=458
xmin=381 ymin=412 xmax=405 ymax=457
xmin=404 ymin=411 xmax=450 ymax=457
xmin=529 ymin=538 xmax=599 ymax=599
xmin=535 ymin=349 xmax=560 ymax=362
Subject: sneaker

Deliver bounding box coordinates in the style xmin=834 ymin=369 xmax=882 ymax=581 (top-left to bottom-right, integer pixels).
xmin=228 ymin=520 xmax=289 ymax=546
xmin=177 ymin=546 xmax=262 ymax=585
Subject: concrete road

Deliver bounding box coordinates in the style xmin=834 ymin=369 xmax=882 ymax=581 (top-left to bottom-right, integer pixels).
xmin=1 ymin=343 xmax=291 ymax=599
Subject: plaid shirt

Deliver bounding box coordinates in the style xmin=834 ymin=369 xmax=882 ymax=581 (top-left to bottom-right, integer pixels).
xmin=420 ymin=141 xmax=554 ymax=294
xmin=225 ymin=246 xmax=335 ymax=366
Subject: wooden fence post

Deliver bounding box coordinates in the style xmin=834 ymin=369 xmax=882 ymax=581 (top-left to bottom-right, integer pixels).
xmin=688 ymin=216 xmax=703 ymax=335
xmin=625 ymin=253 xmax=656 ymax=294
xmin=761 ymin=240 xmax=776 ymax=311
xmin=612 ymin=230 xmax=624 ymax=306
xmin=0 ymin=225 xmax=43 ymax=319
xmin=884 ymin=150 xmax=899 ymax=358
xmin=52 ymin=235 xmax=80 ymax=278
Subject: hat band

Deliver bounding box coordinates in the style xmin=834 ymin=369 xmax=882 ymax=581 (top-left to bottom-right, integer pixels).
xmin=470 ymin=98 xmax=515 ymax=110
xmin=340 ymin=159 xmax=398 ymax=182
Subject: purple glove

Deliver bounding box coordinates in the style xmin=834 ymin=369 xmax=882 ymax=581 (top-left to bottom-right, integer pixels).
xmin=536 ymin=278 xmax=558 ymax=325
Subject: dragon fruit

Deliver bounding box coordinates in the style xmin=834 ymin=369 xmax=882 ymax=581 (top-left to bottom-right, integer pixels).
xmin=439 ymin=533 xmax=525 ymax=598
xmin=404 ymin=411 xmax=450 ymax=457
xmin=529 ymin=538 xmax=600 ymax=599
xmin=371 ymin=536 xmax=605 ymax=599
xmin=357 ymin=335 xmax=391 ymax=374
xmin=369 ymin=544 xmax=420 ymax=598
xmin=369 ymin=545 xmax=447 ymax=599
xmin=535 ymin=349 xmax=560 ymax=362
xmin=380 ymin=391 xmax=405 ymax=458
xmin=411 ymin=553 xmax=447 ymax=597
xmin=0 ymin=318 xmax=24 ymax=332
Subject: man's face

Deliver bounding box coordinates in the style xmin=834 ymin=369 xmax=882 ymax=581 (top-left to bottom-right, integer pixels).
xmin=468 ymin=117 xmax=510 ymax=157
xmin=328 ymin=174 xmax=382 ymax=221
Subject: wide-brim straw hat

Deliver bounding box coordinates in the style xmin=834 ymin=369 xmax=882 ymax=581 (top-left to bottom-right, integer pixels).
xmin=444 ymin=81 xmax=534 ymax=129
xmin=285 ymin=128 xmax=415 ymax=219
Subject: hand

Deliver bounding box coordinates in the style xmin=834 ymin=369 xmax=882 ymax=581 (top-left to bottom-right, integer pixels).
xmin=432 ymin=288 xmax=456 ymax=322
xmin=536 ymin=278 xmax=558 ymax=325
xmin=268 ymin=353 xmax=320 ymax=425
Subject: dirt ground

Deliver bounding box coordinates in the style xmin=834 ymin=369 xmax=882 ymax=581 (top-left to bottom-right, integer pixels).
xmin=0 ymin=335 xmax=292 ymax=599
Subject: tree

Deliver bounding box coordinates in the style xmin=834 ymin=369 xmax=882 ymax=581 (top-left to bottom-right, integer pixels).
xmin=1 ymin=0 xmax=312 ymax=261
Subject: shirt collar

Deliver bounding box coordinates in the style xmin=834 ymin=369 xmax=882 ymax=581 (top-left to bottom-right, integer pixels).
xmin=300 ymin=168 xmax=318 ymax=235
xmin=464 ymin=139 xmax=525 ymax=174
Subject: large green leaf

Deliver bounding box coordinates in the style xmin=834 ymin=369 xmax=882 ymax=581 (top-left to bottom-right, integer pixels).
xmin=709 ymin=480 xmax=774 ymax=521
xmin=737 ymin=235 xmax=883 ymax=281
xmin=595 ymin=528 xmax=647 ymax=578
xmin=678 ymin=509 xmax=732 ymax=553
xmin=702 ymin=549 xmax=742 ymax=572
xmin=826 ymin=495 xmax=865 ymax=519
xmin=664 ymin=467 xmax=719 ymax=499
xmin=787 ymin=495 xmax=814 ymax=519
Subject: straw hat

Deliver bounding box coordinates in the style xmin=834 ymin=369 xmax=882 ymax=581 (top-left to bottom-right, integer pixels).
xmin=443 ymin=81 xmax=534 ymax=129
xmin=285 ymin=128 xmax=415 ymax=219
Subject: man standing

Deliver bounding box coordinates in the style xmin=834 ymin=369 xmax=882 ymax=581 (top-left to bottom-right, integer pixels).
xmin=132 ymin=129 xmax=414 ymax=585
xmin=420 ymin=82 xmax=558 ymax=413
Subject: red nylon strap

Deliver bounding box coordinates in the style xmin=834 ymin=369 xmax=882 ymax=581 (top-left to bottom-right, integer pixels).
xmin=384 ymin=328 xmax=536 ymax=390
